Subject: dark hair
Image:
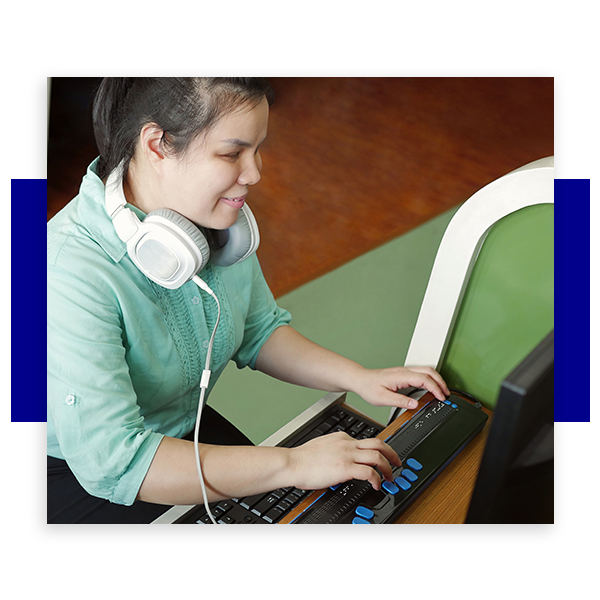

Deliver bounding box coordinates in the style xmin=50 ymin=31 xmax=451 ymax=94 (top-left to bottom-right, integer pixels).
xmin=92 ymin=77 xmax=274 ymax=181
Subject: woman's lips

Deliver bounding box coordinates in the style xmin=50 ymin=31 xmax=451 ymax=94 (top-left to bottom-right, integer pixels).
xmin=220 ymin=195 xmax=246 ymax=208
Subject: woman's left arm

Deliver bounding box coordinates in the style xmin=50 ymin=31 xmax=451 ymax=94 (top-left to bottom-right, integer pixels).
xmin=255 ymin=325 xmax=450 ymax=410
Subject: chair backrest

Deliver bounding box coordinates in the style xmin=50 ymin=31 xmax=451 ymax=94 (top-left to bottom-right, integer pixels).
xmin=403 ymin=157 xmax=554 ymax=410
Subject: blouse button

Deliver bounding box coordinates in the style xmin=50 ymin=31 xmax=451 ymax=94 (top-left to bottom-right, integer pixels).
xmin=65 ymin=394 xmax=75 ymax=406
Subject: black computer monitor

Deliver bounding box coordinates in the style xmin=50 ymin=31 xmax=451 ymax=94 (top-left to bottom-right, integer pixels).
xmin=465 ymin=330 xmax=554 ymax=524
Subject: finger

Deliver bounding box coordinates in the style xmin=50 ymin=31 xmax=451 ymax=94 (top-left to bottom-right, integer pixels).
xmin=350 ymin=464 xmax=384 ymax=490
xmin=402 ymin=371 xmax=447 ymax=401
xmin=409 ymin=366 xmax=450 ymax=396
xmin=354 ymin=449 xmax=394 ymax=482
xmin=376 ymin=389 xmax=420 ymax=409
xmin=357 ymin=438 xmax=402 ymax=468
xmin=437 ymin=373 xmax=451 ymax=396
xmin=378 ymin=442 xmax=402 ymax=470
xmin=396 ymin=393 xmax=420 ymax=409
xmin=417 ymin=367 xmax=450 ymax=396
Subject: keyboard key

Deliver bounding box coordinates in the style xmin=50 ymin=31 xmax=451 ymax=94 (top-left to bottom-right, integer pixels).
xmin=350 ymin=420 xmax=367 ymax=435
xmin=215 ymin=500 xmax=233 ymax=513
xmin=239 ymin=492 xmax=268 ymax=510
xmin=288 ymin=489 xmax=306 ymax=504
xmin=251 ymin=494 xmax=280 ymax=516
xmin=355 ymin=506 xmax=374 ymax=520
xmin=342 ymin=415 xmax=356 ymax=427
xmin=277 ymin=497 xmax=295 ymax=511
xmin=263 ymin=505 xmax=286 ymax=523
xmin=315 ymin=423 xmax=333 ymax=435
xmin=218 ymin=515 xmax=236 ymax=524
xmin=352 ymin=516 xmax=371 ymax=524
xmin=401 ymin=469 xmax=418 ymax=482
xmin=382 ymin=481 xmax=399 ymax=495
xmin=406 ymin=458 xmax=423 ymax=471
xmin=196 ymin=514 xmax=213 ymax=524
xmin=395 ymin=476 xmax=411 ymax=491
xmin=324 ymin=415 xmax=341 ymax=427
xmin=299 ymin=430 xmax=325 ymax=443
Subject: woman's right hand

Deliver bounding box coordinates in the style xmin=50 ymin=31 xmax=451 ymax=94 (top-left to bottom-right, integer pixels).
xmin=288 ymin=431 xmax=402 ymax=492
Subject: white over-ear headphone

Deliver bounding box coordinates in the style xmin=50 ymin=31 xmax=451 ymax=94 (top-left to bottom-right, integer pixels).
xmin=104 ymin=162 xmax=260 ymax=289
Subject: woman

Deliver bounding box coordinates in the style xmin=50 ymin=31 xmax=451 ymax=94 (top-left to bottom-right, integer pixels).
xmin=47 ymin=77 xmax=449 ymax=523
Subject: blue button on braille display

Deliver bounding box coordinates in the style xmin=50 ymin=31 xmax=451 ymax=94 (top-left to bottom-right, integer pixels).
xmin=382 ymin=481 xmax=399 ymax=495
xmin=352 ymin=516 xmax=371 ymax=524
xmin=402 ymin=469 xmax=418 ymax=482
xmin=452 ymin=403 xmax=458 ymax=409
xmin=406 ymin=458 xmax=423 ymax=471
xmin=355 ymin=506 xmax=374 ymax=520
xmin=394 ymin=477 xmax=411 ymax=491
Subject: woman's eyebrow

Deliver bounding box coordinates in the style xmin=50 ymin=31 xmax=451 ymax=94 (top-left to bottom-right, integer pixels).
xmin=220 ymin=138 xmax=251 ymax=147
xmin=219 ymin=135 xmax=267 ymax=148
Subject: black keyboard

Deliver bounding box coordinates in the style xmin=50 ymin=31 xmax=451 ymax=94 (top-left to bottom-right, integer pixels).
xmin=174 ymin=404 xmax=384 ymax=524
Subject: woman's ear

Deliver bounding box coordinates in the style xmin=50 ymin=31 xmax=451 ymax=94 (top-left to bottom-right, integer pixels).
xmin=139 ymin=123 xmax=166 ymax=165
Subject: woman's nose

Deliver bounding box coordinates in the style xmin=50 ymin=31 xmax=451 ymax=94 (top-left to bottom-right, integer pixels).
xmin=238 ymin=152 xmax=262 ymax=186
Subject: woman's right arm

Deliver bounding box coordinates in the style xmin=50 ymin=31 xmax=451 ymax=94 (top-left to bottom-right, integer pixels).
xmin=136 ymin=437 xmax=293 ymax=505
xmin=136 ymin=432 xmax=402 ymax=505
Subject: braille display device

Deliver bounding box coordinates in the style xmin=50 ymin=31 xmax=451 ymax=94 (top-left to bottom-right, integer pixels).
xmin=284 ymin=392 xmax=488 ymax=524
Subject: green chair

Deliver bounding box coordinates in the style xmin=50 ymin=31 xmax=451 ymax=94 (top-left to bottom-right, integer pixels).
xmin=402 ymin=156 xmax=554 ymax=412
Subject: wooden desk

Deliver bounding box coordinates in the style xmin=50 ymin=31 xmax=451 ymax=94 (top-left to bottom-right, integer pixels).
xmin=280 ymin=393 xmax=493 ymax=525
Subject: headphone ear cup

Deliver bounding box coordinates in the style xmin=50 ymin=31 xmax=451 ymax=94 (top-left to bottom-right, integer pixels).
xmin=130 ymin=208 xmax=210 ymax=289
xmin=147 ymin=208 xmax=211 ymax=268
xmin=207 ymin=204 xmax=260 ymax=267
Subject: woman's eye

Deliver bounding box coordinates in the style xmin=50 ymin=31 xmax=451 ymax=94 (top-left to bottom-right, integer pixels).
xmin=222 ymin=152 xmax=240 ymax=160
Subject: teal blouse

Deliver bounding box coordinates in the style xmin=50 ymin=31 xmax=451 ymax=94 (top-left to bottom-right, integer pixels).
xmin=47 ymin=159 xmax=292 ymax=506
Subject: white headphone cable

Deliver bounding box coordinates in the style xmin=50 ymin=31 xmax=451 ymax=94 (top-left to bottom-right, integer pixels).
xmin=192 ymin=274 xmax=221 ymax=525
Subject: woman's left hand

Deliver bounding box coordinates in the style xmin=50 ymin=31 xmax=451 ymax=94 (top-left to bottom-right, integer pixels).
xmin=351 ymin=365 xmax=450 ymax=410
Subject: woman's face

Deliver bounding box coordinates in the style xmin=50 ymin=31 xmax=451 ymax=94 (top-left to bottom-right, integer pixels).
xmin=137 ymin=96 xmax=269 ymax=230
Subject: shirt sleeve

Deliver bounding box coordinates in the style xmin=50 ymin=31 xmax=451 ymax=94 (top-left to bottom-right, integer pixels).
xmin=47 ymin=263 xmax=164 ymax=506
xmin=231 ymin=255 xmax=292 ymax=371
